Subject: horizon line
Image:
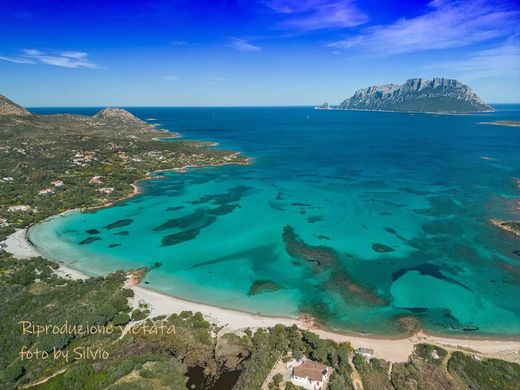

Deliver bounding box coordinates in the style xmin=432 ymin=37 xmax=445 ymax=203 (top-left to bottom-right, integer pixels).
xmin=27 ymin=103 xmax=520 ymax=109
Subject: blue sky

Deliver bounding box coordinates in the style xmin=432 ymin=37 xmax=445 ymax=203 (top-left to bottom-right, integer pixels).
xmin=0 ymin=0 xmax=519 ymax=106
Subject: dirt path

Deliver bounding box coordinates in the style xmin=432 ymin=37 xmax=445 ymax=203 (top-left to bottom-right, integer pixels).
xmin=261 ymin=353 xmax=285 ymax=390
xmin=349 ymin=356 xmax=364 ymax=390
xmin=21 ymin=367 xmax=68 ymax=388
xmin=387 ymin=362 xmax=393 ymax=381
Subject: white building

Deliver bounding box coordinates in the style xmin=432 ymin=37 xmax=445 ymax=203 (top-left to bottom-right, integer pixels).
xmin=8 ymin=205 xmax=32 ymax=212
xmin=38 ymin=188 xmax=54 ymax=195
xmin=356 ymin=347 xmax=374 ymax=361
xmin=290 ymin=360 xmax=331 ymax=390
xmin=51 ymin=180 xmax=64 ymax=187
xmin=98 ymin=187 xmax=114 ymax=194
xmin=89 ymin=175 xmax=104 ymax=185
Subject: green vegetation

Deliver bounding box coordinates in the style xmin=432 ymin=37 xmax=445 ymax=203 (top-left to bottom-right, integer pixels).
xmin=269 ymin=373 xmax=283 ymax=389
xmin=234 ymin=325 xmax=354 ymax=389
xmin=448 ymin=351 xmax=520 ymax=390
xmin=353 ymin=355 xmax=393 ymax=390
xmin=0 ymin=109 xmax=246 ymax=241
xmin=0 ymin=251 xmax=246 ymax=389
xmin=346 ymin=344 xmax=520 ymax=390
xmin=390 ymin=347 xmax=457 ymax=390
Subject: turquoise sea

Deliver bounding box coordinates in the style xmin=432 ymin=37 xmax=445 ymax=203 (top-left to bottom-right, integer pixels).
xmin=29 ymin=106 xmax=520 ymax=336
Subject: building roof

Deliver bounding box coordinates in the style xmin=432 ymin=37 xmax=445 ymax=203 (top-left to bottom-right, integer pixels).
xmin=293 ymin=361 xmax=328 ymax=382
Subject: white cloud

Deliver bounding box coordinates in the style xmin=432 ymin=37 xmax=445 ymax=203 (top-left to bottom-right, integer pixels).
xmin=425 ymin=39 xmax=520 ymax=79
xmin=263 ymin=0 xmax=367 ymax=31
xmin=164 ymin=75 xmax=179 ymax=81
xmin=23 ymin=49 xmax=43 ymax=56
xmin=226 ymin=38 xmax=261 ymax=52
xmin=0 ymin=49 xmax=97 ymax=68
xmin=328 ymin=0 xmax=519 ymax=55
xmin=61 ymin=51 xmax=89 ymax=59
xmin=0 ymin=55 xmax=36 ymax=64
xmin=170 ymin=40 xmax=187 ymax=46
xmin=327 ymin=36 xmax=362 ymax=49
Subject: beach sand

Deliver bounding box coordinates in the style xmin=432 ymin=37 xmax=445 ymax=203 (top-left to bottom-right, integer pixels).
xmin=2 ymin=228 xmax=40 ymax=258
xmin=2 ymin=229 xmax=519 ymax=363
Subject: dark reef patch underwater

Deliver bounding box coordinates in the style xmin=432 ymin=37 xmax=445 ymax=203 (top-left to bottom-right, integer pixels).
xmin=28 ymin=106 xmax=520 ymax=336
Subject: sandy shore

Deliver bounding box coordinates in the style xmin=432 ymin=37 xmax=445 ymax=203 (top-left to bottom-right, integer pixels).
xmin=2 ymin=229 xmax=520 ymax=363
xmin=2 ymin=228 xmax=40 ymax=258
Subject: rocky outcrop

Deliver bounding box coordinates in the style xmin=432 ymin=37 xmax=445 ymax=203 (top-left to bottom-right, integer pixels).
xmin=315 ymin=102 xmax=330 ymax=110
xmin=339 ymin=78 xmax=493 ymax=113
xmin=490 ymin=219 xmax=520 ymax=238
xmin=0 ymin=95 xmax=31 ymax=116
xmin=93 ymin=108 xmax=144 ymax=124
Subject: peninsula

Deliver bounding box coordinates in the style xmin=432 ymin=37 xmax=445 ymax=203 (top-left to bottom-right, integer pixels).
xmin=0 ymin=95 xmax=247 ymax=242
xmin=336 ymin=78 xmax=494 ymax=113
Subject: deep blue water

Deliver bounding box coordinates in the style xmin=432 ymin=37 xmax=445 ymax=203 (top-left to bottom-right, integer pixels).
xmin=29 ymin=106 xmax=520 ymax=336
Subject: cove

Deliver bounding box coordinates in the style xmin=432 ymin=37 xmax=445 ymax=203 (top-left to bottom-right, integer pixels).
xmin=29 ymin=106 xmax=520 ymax=336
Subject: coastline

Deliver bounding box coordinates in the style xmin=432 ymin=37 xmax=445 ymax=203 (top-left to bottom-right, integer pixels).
xmin=2 ymin=131 xmax=518 ymax=363
xmin=4 ymin=227 xmax=520 ymax=363
xmin=83 ymin=157 xmax=252 ymax=212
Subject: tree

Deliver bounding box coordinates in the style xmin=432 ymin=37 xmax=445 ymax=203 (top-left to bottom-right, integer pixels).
xmin=3 ymin=362 xmax=24 ymax=382
xmin=113 ymin=313 xmax=130 ymax=326
xmin=272 ymin=373 xmax=284 ymax=387
xmin=96 ymin=302 xmax=117 ymax=323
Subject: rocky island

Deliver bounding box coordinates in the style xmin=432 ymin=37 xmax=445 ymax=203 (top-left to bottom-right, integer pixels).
xmin=337 ymin=78 xmax=493 ymax=113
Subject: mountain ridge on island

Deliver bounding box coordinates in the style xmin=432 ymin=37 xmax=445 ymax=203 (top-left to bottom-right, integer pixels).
xmin=335 ymin=78 xmax=494 ymax=113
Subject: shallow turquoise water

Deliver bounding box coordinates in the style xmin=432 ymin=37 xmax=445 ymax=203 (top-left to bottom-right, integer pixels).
xmin=29 ymin=106 xmax=520 ymax=336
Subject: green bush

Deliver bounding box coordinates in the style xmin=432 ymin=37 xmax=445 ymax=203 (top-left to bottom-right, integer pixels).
xmin=113 ymin=313 xmax=131 ymax=326
xmin=97 ymin=302 xmax=117 ymax=323
xmin=131 ymin=309 xmax=148 ymax=321
xmin=448 ymin=351 xmax=520 ymax=390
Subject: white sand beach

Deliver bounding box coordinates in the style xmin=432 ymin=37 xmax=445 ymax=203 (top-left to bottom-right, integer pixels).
xmin=2 ymin=228 xmax=40 ymax=258
xmin=3 ymin=229 xmax=520 ymax=363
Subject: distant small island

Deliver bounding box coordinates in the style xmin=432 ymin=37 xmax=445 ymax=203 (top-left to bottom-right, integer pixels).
xmin=318 ymin=78 xmax=494 ymax=114
xmin=480 ymin=120 xmax=520 ymax=127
